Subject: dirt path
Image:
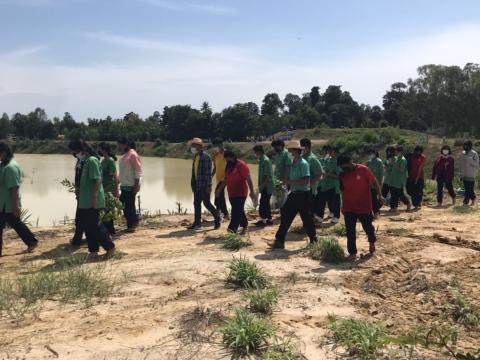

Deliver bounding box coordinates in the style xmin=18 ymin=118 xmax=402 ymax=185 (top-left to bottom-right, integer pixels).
xmin=1 ymin=205 xmax=479 ymax=359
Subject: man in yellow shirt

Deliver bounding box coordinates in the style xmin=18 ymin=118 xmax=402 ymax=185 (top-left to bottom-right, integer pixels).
xmin=212 ymin=138 xmax=229 ymax=220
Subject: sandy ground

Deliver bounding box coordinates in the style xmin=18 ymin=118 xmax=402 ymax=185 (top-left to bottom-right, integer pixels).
xmin=1 ymin=204 xmax=479 ymax=360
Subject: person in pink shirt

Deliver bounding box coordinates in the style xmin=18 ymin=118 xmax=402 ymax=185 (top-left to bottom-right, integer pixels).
xmin=117 ymin=137 xmax=142 ymax=232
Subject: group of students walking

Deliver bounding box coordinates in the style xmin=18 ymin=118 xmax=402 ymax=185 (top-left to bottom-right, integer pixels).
xmin=1 ymin=137 xmax=479 ymax=260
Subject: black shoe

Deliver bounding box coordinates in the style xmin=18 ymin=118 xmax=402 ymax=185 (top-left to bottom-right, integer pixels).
xmin=187 ymin=224 xmax=201 ymax=230
xmin=214 ymin=219 xmax=221 ymax=230
xmin=267 ymin=241 xmax=285 ymax=250
xmin=266 ymin=219 xmax=274 ymax=226
xmin=255 ymin=220 xmax=266 ymax=227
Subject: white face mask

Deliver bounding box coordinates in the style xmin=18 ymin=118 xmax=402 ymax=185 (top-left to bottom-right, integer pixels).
xmin=76 ymin=153 xmax=85 ymax=160
xmin=368 ymin=154 xmax=375 ymax=160
xmin=442 ymin=150 xmax=449 ymax=156
xmin=190 ymin=147 xmax=198 ymax=155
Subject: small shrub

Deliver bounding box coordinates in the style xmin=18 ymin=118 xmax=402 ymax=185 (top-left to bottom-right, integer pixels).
xmin=227 ymin=256 xmax=270 ymax=289
xmin=223 ymin=232 xmax=251 ymax=251
xmin=446 ymin=290 xmax=480 ymax=330
xmin=246 ymin=288 xmax=279 ymax=315
xmin=305 ymin=237 xmax=345 ymax=263
xmin=286 ymin=272 xmax=299 ymax=285
xmin=452 ymin=205 xmax=476 ymax=214
xmin=329 ymin=317 xmax=387 ymax=359
xmin=385 ymin=228 xmax=409 ymax=237
xmin=332 ymin=224 xmax=347 ymax=237
xmin=220 ymin=308 xmax=274 ymax=357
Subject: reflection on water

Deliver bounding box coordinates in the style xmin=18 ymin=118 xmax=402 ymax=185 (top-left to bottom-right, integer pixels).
xmin=15 ymin=154 xmax=258 ymax=226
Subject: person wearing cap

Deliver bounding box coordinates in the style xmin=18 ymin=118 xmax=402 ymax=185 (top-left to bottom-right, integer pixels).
xmin=187 ymin=137 xmax=220 ymax=230
xmin=300 ymin=137 xmax=324 ymax=211
xmin=460 ymin=140 xmax=479 ymax=206
xmin=338 ymin=153 xmax=380 ymax=260
xmin=253 ymin=145 xmax=274 ymax=226
xmin=212 ymin=138 xmax=229 ymax=220
xmin=406 ymin=145 xmax=427 ymax=210
xmin=216 ymin=150 xmax=257 ymax=234
xmin=271 ymin=140 xmax=292 ymax=183
xmin=269 ymin=140 xmax=317 ymax=250
xmin=317 ymin=147 xmax=341 ymax=223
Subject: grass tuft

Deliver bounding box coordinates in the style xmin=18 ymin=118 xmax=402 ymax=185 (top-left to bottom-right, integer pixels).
xmin=226 ymin=256 xmax=270 ymax=289
xmin=305 ymin=237 xmax=345 ymax=264
xmin=332 ymin=223 xmax=347 ymax=237
xmin=223 ymin=232 xmax=251 ymax=251
xmin=446 ymin=290 xmax=480 ymax=330
xmin=246 ymin=288 xmax=279 ymax=315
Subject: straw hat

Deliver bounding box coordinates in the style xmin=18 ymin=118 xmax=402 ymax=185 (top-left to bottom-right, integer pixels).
xmin=188 ymin=137 xmax=204 ymax=147
xmin=286 ymin=140 xmax=302 ymax=150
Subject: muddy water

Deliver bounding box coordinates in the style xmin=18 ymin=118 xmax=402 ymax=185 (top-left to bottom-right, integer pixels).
xmin=15 ymin=154 xmax=258 ymax=227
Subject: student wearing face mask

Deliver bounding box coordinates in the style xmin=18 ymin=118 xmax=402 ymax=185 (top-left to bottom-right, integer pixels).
xmin=365 ymin=149 xmax=384 ymax=218
xmin=212 ymin=138 xmax=229 ymax=221
xmin=69 ymin=140 xmax=115 ymax=258
xmin=117 ymin=137 xmax=142 ymax=232
xmin=300 ymin=138 xmax=324 ymax=220
xmin=69 ymin=139 xmax=86 ymax=247
xmin=271 ymin=140 xmax=292 ymax=183
xmin=98 ymin=142 xmax=119 ymax=235
xmin=338 ymin=154 xmax=380 ymax=260
xmin=459 ymin=140 xmax=479 ymax=206
xmin=406 ymin=145 xmax=427 ymax=210
xmin=268 ymin=141 xmax=318 ymax=250
xmin=432 ymin=145 xmax=456 ymax=206
xmin=216 ymin=150 xmax=257 ymax=234
xmin=253 ymin=145 xmax=274 ymax=227
xmin=187 ymin=137 xmax=220 ymax=230
xmin=0 ymin=142 xmax=39 ymax=256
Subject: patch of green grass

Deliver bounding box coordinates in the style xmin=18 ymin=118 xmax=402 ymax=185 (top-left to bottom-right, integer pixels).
xmin=259 ymin=335 xmax=300 ymax=360
xmin=220 ymin=307 xmax=275 ymax=358
xmin=446 ymin=290 xmax=480 ymax=330
xmin=332 ymin=223 xmax=347 ymax=237
xmin=246 ymin=288 xmax=279 ymax=315
xmin=385 ymin=228 xmax=409 ymax=237
xmin=452 ymin=205 xmax=476 ymax=214
xmin=223 ymin=232 xmax=251 ymax=251
xmin=226 ymin=256 xmax=270 ymax=289
xmin=286 ymin=271 xmax=299 ymax=285
xmin=329 ymin=317 xmax=387 ymax=360
xmin=305 ymin=237 xmax=345 ymax=264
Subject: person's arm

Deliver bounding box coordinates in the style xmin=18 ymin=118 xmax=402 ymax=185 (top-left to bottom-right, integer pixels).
xmin=91 ymin=179 xmax=101 ymax=209
xmin=110 ymin=162 xmax=119 ymax=197
xmin=247 ymin=175 xmax=256 ymax=199
xmin=205 ymin=156 xmax=213 ymax=193
xmin=131 ymin=153 xmax=142 ymax=194
xmin=416 ymin=160 xmax=426 ymax=183
xmin=10 ymin=186 xmax=21 ymax=218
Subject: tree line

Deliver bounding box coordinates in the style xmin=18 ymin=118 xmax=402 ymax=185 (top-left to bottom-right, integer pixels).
xmin=1 ymin=63 xmax=479 ymax=143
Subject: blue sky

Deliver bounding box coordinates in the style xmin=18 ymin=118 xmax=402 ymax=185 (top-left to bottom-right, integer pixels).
xmin=1 ymin=0 xmax=480 ymax=120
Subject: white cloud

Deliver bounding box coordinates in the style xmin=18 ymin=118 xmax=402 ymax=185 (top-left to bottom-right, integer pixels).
xmin=143 ymin=0 xmax=235 ymax=14
xmin=0 ymin=46 xmax=47 ymax=61
xmin=0 ymin=24 xmax=479 ymax=120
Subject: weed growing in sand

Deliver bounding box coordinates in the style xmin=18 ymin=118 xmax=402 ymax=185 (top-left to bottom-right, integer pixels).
xmin=227 ymin=256 xmax=270 ymax=289
xmin=332 ymin=224 xmax=347 ymax=237
xmin=220 ymin=307 xmax=274 ymax=357
xmin=246 ymin=288 xmax=279 ymax=315
xmin=305 ymin=237 xmax=345 ymax=264
xmin=223 ymin=232 xmax=251 ymax=251
xmin=259 ymin=334 xmax=301 ymax=360
xmin=385 ymin=228 xmax=409 ymax=237
xmin=329 ymin=317 xmax=386 ymax=359
xmin=446 ymin=290 xmax=480 ymax=330
xmin=286 ymin=271 xmax=299 ymax=285
xmin=452 ymin=205 xmax=477 ymax=214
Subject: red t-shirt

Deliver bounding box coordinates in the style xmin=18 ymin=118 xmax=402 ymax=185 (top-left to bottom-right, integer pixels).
xmin=408 ymin=154 xmax=427 ymax=179
xmin=225 ymin=160 xmax=250 ymax=198
xmin=340 ymin=164 xmax=376 ymax=214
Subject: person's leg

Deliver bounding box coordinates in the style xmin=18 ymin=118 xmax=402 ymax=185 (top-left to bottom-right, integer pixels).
xmin=239 ymin=197 xmax=248 ymax=229
xmin=381 ymin=184 xmax=389 ymax=198
xmin=228 ymin=197 xmax=241 ymax=233
xmin=331 ymin=191 xmax=341 ymax=219
xmin=417 ymin=179 xmax=425 ymax=207
xmin=274 ymin=194 xmax=298 ymax=245
xmin=80 ymin=209 xmax=100 ymax=253
xmin=215 ymin=183 xmax=229 ymax=218
xmin=463 ymin=180 xmax=472 ymax=205
xmin=0 ymin=212 xmax=7 ymax=256
xmin=437 ymin=179 xmax=444 ymax=205
xmin=371 ymin=188 xmax=380 ymax=215
xmin=120 ymin=189 xmax=137 ymax=228
xmin=5 ymin=213 xmax=38 ymax=248
xmin=399 ymin=187 xmax=411 ymax=207
xmin=71 ymin=206 xmax=84 ymax=245
xmin=193 ymin=189 xmax=202 ymax=225
xmin=298 ymin=192 xmax=317 ymax=243
xmin=343 ymin=212 xmax=358 ymax=256
xmin=445 ymin=180 xmax=456 ymax=202
xmin=93 ymin=210 xmax=115 ymax=252
xmin=358 ymin=213 xmax=377 ymax=245
xmin=390 ymin=187 xmax=400 ymax=209
xmin=201 ymin=188 xmax=220 ymax=224
xmin=103 ymin=220 xmax=115 ymax=235
xmin=406 ymin=178 xmax=414 ymax=199
xmin=259 ymin=189 xmax=268 ymax=220
xmin=472 ymin=181 xmax=477 ymax=204
xmin=316 ymin=190 xmax=327 ymax=219
xmin=264 ymin=192 xmax=272 ymax=221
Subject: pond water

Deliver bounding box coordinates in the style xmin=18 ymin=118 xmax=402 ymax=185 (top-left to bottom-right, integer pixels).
xmin=15 ymin=154 xmax=258 ymax=227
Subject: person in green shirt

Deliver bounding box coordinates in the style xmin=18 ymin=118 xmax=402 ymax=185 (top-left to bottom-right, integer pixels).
xmin=253 ymin=145 xmax=274 ymax=227
xmin=317 ymin=146 xmax=341 ymax=224
xmin=365 ymin=148 xmax=384 ymax=217
xmin=69 ymin=140 xmax=115 ymax=257
xmin=98 ymin=142 xmax=119 ymax=235
xmin=0 ymin=142 xmax=38 ymax=256
xmin=269 ymin=141 xmax=317 ymax=250
xmin=383 ymin=145 xmax=411 ymax=212
xmin=271 ymin=140 xmax=292 ymax=183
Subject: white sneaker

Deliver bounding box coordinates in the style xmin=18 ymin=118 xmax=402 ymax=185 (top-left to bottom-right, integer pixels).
xmin=330 ymin=217 xmax=339 ymax=224
xmin=314 ymin=215 xmax=323 ymax=224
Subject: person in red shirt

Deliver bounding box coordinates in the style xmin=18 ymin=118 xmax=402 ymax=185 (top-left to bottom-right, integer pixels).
xmin=432 ymin=145 xmax=456 ymax=206
xmin=406 ymin=145 xmax=427 ymax=210
xmin=216 ymin=150 xmax=257 ymax=234
xmin=338 ymin=154 xmax=381 ymax=260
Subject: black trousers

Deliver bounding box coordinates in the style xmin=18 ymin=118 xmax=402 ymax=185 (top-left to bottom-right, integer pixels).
xmin=0 ymin=211 xmax=38 ymax=248
xmin=275 ymin=191 xmax=317 ymax=244
xmin=344 ymin=212 xmax=376 ymax=255
xmin=463 ymin=180 xmax=476 ymax=205
xmin=259 ymin=189 xmax=272 ymax=220
xmin=406 ymin=178 xmax=424 ymax=207
xmin=103 ymin=220 xmax=115 ymax=235
xmin=314 ymin=188 xmax=341 ymax=219
xmin=383 ymin=184 xmax=410 ymax=209
xmin=371 ymin=188 xmax=381 ymax=215
xmin=193 ymin=187 xmax=219 ymax=226
xmin=436 ymin=179 xmax=456 ymax=204
xmin=228 ymin=197 xmax=248 ymax=233
xmin=120 ymin=188 xmax=139 ymax=228
xmin=71 ymin=206 xmax=85 ymax=245
xmin=77 ymin=209 xmax=115 ymax=253
xmin=214 ymin=183 xmax=229 ymax=217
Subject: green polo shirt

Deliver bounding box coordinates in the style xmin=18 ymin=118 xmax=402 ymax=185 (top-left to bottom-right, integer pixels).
xmin=101 ymin=157 xmax=117 ymax=193
xmin=0 ymin=159 xmax=22 ymax=213
xmin=273 ymin=149 xmax=292 ymax=181
xmin=319 ymin=156 xmax=340 ymax=194
xmin=303 ymin=152 xmax=323 ymax=195
xmin=289 ymin=158 xmax=310 ymax=192
xmin=78 ymin=156 xmax=106 ymax=209
xmin=366 ymin=157 xmax=384 ymax=184
xmin=258 ymin=155 xmax=274 ymax=195
xmin=384 ymin=156 xmax=407 ymax=189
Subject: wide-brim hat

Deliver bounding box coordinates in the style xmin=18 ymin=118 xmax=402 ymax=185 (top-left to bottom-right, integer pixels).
xmin=189 ymin=137 xmax=204 ymax=147
xmin=286 ymin=140 xmax=302 ymax=150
